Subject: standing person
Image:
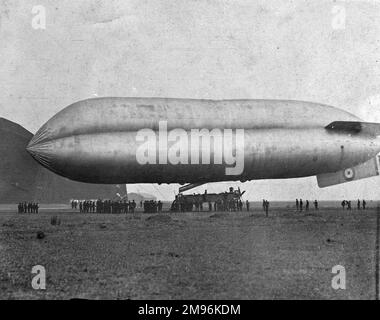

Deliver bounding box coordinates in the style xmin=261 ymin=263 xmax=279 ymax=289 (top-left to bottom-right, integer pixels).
xmin=262 ymin=199 xmax=266 ymax=212
xmin=296 ymin=199 xmax=299 ymax=211
xmin=246 ymin=200 xmax=250 ymax=212
xmin=347 ymin=200 xmax=352 ymax=210
xmin=357 ymin=199 xmax=361 ymax=210
xmin=299 ymin=199 xmax=303 ymax=211
xmin=362 ymin=199 xmax=366 ymax=210
xmin=341 ymin=200 xmax=346 ymax=210
xmin=265 ymin=200 xmax=269 ymax=217
xmin=314 ymin=200 xmax=318 ymax=210
xmin=306 ymin=200 xmax=309 ymax=211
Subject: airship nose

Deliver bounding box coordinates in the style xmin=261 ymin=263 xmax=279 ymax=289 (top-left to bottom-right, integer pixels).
xmin=26 ymin=140 xmax=52 ymax=170
xmin=26 ymin=126 xmax=55 ymax=171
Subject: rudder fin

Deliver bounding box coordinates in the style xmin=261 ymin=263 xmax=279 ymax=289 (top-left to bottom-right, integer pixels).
xmin=317 ymin=156 xmax=380 ymax=188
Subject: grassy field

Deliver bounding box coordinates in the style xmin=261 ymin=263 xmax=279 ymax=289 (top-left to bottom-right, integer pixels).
xmin=0 ymin=207 xmax=378 ymax=299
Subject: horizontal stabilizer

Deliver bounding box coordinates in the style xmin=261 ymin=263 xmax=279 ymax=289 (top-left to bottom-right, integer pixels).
xmin=317 ymin=156 xmax=380 ymax=188
xmin=325 ymin=121 xmax=380 ymax=136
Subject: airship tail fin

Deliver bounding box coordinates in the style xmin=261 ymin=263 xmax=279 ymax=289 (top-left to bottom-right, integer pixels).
xmin=325 ymin=121 xmax=380 ymax=136
xmin=317 ymin=155 xmax=380 ymax=188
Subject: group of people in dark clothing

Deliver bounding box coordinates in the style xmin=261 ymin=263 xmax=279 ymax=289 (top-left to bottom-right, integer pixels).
xmin=295 ymin=199 xmax=367 ymax=211
xmin=143 ymin=200 xmax=163 ymax=213
xmin=341 ymin=199 xmax=366 ymax=210
xmin=18 ymin=202 xmax=39 ymax=213
xmin=72 ymin=199 xmax=137 ymax=214
xmin=295 ymin=199 xmax=318 ymax=211
xmin=210 ymin=199 xmax=246 ymax=212
xmin=19 ymin=197 xmax=368 ymax=216
xmin=172 ymin=198 xmax=252 ymax=213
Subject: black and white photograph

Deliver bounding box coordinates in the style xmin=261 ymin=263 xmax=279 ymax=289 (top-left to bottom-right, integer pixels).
xmin=1 ymin=0 xmax=380 ymax=305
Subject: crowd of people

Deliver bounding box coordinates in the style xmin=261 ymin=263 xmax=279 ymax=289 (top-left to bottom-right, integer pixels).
xmin=18 ymin=198 xmax=368 ymax=215
xmin=295 ymin=199 xmax=318 ymax=211
xmin=209 ymin=199 xmax=246 ymax=212
xmin=14 ymin=196 xmax=373 ymax=216
xmin=18 ymin=202 xmax=39 ymax=213
xmin=143 ymin=200 xmax=163 ymax=213
xmin=172 ymin=198 xmax=251 ymax=212
xmin=72 ymin=199 xmax=137 ymax=214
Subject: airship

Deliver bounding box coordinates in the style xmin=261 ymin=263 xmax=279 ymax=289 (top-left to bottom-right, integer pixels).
xmin=26 ymin=97 xmax=380 ymax=189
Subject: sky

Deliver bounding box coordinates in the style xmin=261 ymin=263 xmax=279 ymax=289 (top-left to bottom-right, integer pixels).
xmin=1 ymin=0 xmax=380 ymax=200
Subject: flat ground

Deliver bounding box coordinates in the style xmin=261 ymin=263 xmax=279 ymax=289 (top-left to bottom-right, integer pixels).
xmin=0 ymin=207 xmax=378 ymax=299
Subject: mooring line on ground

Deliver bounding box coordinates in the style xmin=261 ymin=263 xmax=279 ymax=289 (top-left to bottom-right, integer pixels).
xmin=376 ymin=206 xmax=380 ymax=300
